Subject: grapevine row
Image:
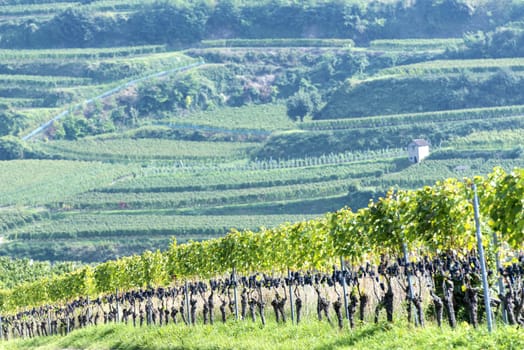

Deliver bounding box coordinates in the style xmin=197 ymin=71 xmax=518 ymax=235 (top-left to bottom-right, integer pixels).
xmin=300 ymin=105 xmax=524 ymax=131
xmin=0 ymin=45 xmax=166 ymax=61
xmin=200 ymin=38 xmax=355 ymax=48
xmin=369 ymin=38 xmax=463 ymax=51
xmin=0 ymin=167 xmax=521 ymax=312
xmin=2 ymin=252 xmax=522 ymax=340
xmin=379 ymin=58 xmax=524 ymax=76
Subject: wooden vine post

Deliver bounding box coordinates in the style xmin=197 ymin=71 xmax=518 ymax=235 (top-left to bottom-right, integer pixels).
xmin=288 ymin=269 xmax=295 ymax=324
xmin=492 ymin=231 xmax=508 ymax=323
xmin=402 ymin=242 xmax=418 ymax=326
xmin=340 ymin=257 xmax=350 ymax=328
xmin=115 ymin=288 xmax=120 ymax=323
xmin=232 ymin=268 xmax=239 ymax=320
xmin=396 ymin=190 xmax=418 ymax=326
xmin=87 ymin=296 xmax=91 ymax=326
xmin=147 ymin=293 xmax=153 ymax=325
xmin=47 ymin=308 xmax=51 ymax=336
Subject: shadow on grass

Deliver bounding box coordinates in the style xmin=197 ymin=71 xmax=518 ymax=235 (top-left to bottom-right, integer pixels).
xmin=111 ymin=341 xmax=222 ymax=350
xmin=313 ymin=322 xmax=393 ymax=350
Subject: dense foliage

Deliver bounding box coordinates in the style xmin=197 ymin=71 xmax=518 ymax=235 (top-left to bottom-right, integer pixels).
xmin=456 ymin=24 xmax=524 ymax=58
xmin=1 ymin=0 xmax=522 ymax=49
xmin=0 ymin=104 xmax=26 ymax=137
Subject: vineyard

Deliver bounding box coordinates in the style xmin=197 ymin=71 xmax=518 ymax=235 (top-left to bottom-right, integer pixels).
xmin=446 ymin=129 xmax=524 ymax=149
xmin=316 ymin=54 xmax=524 ymax=119
xmin=0 ymin=39 xmax=523 ymax=263
xmin=35 ymin=139 xmax=258 ymax=162
xmin=368 ymin=38 xmax=464 ymax=51
xmin=5 ymin=213 xmax=312 ymax=241
xmin=0 ymin=1 xmax=522 ymax=348
xmin=200 ymin=38 xmax=356 ymax=48
xmin=378 ymin=58 xmax=524 ymax=76
xmin=300 ymin=105 xmax=524 ymax=131
xmin=0 ymin=168 xmax=521 ymax=344
xmin=164 ymin=104 xmax=293 ymax=131
xmin=0 ymin=160 xmax=132 ymax=206
xmin=100 ymin=158 xmax=394 ymax=192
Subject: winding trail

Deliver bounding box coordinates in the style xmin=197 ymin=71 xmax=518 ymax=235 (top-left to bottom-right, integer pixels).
xmin=22 ymin=60 xmax=205 ymax=141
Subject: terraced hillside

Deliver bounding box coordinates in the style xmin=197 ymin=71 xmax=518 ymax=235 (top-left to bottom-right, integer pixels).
xmin=0 ymin=0 xmax=523 ymax=263
xmin=0 ymin=41 xmax=522 ymax=262
xmin=317 ymin=58 xmax=524 ymax=119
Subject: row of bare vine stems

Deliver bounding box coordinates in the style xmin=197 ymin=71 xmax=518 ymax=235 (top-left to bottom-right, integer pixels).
xmin=1 ymin=250 xmax=522 ymax=340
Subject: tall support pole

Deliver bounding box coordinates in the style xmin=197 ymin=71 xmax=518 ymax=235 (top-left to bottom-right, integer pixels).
xmin=473 ymin=184 xmax=493 ymax=333
xmin=288 ymin=269 xmax=295 ymax=324
xmin=492 ymin=232 xmax=508 ymax=323
xmin=340 ymin=257 xmax=350 ymax=327
xmin=232 ymin=268 xmax=239 ymax=321
xmin=403 ymin=242 xmax=419 ymax=326
xmin=0 ymin=315 xmax=3 ymax=340
xmin=184 ymin=281 xmax=191 ymax=325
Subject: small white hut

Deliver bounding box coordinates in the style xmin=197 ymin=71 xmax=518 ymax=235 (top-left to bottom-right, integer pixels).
xmin=408 ymin=139 xmax=430 ymax=163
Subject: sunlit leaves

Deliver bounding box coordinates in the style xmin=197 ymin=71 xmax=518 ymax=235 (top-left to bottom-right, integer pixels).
xmin=409 ymin=178 xmax=477 ymax=255
xmin=483 ymin=167 xmax=523 ymax=250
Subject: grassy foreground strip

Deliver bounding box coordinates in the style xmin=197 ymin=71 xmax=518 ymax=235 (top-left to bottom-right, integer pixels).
xmin=2 ymin=321 xmax=523 ymax=350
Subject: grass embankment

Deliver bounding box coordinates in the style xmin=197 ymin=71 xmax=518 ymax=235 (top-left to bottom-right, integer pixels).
xmin=2 ymin=320 xmax=522 ymax=350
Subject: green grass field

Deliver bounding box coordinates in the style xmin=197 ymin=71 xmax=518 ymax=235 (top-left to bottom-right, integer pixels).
xmin=2 ymin=320 xmax=522 ymax=350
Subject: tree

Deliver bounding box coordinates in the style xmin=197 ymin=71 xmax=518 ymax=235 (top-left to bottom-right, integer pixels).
xmin=128 ymin=2 xmax=210 ymax=45
xmin=136 ymin=84 xmax=170 ymax=114
xmin=0 ymin=136 xmax=27 ymax=160
xmin=0 ymin=104 xmax=27 ymax=137
xmin=286 ymin=91 xmax=312 ymax=122
xmin=206 ymin=0 xmax=242 ymax=37
xmin=43 ymin=8 xmax=98 ymax=47
xmin=286 ymin=88 xmax=322 ymax=122
xmin=61 ymin=115 xmax=90 ymax=140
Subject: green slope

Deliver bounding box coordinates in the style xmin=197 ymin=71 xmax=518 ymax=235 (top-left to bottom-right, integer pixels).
xmin=2 ymin=321 xmax=523 ymax=350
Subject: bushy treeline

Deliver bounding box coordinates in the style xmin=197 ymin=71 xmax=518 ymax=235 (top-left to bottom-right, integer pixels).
xmin=1 ymin=0 xmax=522 ymax=48
xmin=452 ymin=23 xmax=524 ymax=58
